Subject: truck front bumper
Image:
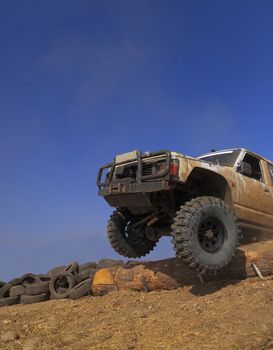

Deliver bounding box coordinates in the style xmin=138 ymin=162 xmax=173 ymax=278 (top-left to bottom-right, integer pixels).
xmin=97 ymin=150 xmax=173 ymax=211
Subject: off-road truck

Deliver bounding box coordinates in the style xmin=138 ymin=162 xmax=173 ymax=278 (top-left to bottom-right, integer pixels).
xmin=97 ymin=149 xmax=273 ymax=272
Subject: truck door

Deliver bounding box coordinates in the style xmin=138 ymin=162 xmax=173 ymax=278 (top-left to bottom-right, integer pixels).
xmin=266 ymin=161 xmax=273 ymax=216
xmin=234 ymin=152 xmax=273 ymax=230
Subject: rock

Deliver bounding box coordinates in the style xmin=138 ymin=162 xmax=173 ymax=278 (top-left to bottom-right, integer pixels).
xmin=91 ymin=265 xmax=179 ymax=295
xmin=23 ymin=336 xmax=41 ymax=350
xmin=93 ymin=268 xmax=115 ymax=285
xmin=115 ymin=265 xmax=150 ymax=291
xmin=115 ymin=267 xmax=135 ymax=282
xmin=97 ymin=259 xmax=125 ymax=269
xmin=92 ymin=284 xmax=116 ymax=296
xmin=115 ymin=265 xmax=179 ymax=291
xmin=1 ymin=330 xmax=19 ymax=342
xmin=126 ymin=260 xmax=140 ymax=267
xmin=92 ymin=268 xmax=117 ymax=296
xmin=150 ymin=271 xmax=180 ymax=290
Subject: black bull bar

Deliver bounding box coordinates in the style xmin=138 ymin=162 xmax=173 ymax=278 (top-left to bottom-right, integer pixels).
xmin=96 ymin=150 xmax=171 ymax=190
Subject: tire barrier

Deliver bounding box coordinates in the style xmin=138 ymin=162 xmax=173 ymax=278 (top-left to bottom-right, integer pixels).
xmin=0 ymin=258 xmax=178 ymax=307
xmin=0 ymin=260 xmax=98 ymax=307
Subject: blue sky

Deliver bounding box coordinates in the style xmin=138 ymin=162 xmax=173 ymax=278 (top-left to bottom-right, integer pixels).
xmin=1 ymin=1 xmax=273 ymax=280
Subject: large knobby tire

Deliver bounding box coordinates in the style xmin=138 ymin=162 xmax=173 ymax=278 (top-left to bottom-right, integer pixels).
xmin=171 ymin=196 xmax=240 ymax=272
xmin=107 ymin=211 xmax=158 ymax=258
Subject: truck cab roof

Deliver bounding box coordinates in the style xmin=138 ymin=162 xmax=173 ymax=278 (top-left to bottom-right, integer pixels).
xmin=198 ymin=148 xmax=273 ymax=166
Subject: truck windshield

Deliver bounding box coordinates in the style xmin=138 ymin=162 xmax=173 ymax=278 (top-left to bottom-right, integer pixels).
xmin=198 ymin=149 xmax=241 ymax=167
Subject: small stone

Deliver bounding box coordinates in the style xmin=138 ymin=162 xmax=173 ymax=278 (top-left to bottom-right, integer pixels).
xmin=23 ymin=336 xmax=41 ymax=350
xmin=1 ymin=330 xmax=19 ymax=342
xmin=3 ymin=319 xmax=12 ymax=325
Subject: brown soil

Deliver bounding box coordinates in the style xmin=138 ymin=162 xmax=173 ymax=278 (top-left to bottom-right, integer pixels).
xmin=0 ymin=276 xmax=273 ymax=350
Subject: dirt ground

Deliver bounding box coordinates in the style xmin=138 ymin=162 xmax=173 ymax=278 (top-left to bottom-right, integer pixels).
xmin=0 ymin=275 xmax=272 ymax=350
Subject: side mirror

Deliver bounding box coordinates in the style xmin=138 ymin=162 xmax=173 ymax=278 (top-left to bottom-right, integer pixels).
xmin=238 ymin=161 xmax=252 ymax=176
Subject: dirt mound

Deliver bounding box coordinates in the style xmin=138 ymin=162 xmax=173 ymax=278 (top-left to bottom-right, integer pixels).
xmin=0 ymin=278 xmax=272 ymax=350
xmin=1 ymin=241 xmax=273 ymax=350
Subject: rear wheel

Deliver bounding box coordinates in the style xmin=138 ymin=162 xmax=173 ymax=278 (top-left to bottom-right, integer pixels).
xmin=171 ymin=196 xmax=240 ymax=272
xmin=107 ymin=210 xmax=158 ymax=258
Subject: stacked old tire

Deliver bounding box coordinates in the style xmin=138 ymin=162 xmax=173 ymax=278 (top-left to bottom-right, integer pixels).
xmin=48 ymin=261 xmax=96 ymax=300
xmin=0 ymin=261 xmax=97 ymax=307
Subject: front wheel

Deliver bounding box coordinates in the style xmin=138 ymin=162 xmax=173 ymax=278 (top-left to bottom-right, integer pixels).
xmin=171 ymin=196 xmax=240 ymax=272
xmin=107 ymin=210 xmax=158 ymax=258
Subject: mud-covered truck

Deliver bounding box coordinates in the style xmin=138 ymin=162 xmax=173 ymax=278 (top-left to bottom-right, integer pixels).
xmin=97 ymin=149 xmax=273 ymax=272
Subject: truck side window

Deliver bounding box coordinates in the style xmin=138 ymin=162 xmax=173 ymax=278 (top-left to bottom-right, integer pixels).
xmin=240 ymin=153 xmax=263 ymax=181
xmin=268 ymin=163 xmax=273 ymax=185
